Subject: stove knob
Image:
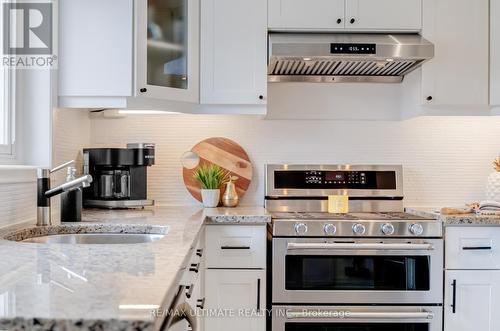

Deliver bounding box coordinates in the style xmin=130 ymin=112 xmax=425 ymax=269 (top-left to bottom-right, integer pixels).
xmin=294 ymin=223 xmax=308 ymax=235
xmin=409 ymin=223 xmax=424 ymax=236
xmin=323 ymin=223 xmax=337 ymax=236
xmin=352 ymin=223 xmax=366 ymax=235
xmin=381 ymin=223 xmax=395 ymax=235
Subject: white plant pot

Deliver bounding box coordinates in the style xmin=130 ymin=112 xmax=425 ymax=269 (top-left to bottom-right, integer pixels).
xmin=201 ymin=189 xmax=220 ymax=208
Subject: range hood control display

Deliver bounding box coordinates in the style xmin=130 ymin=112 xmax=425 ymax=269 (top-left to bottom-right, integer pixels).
xmin=330 ymin=43 xmax=376 ymax=54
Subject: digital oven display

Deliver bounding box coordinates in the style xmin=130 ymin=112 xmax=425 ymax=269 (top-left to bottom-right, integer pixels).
xmin=325 ymin=171 xmax=345 ymax=181
xmin=330 ymin=43 xmax=377 ymax=54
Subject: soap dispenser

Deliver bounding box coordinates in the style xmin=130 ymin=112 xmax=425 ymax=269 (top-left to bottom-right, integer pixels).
xmin=60 ymin=166 xmax=82 ymax=222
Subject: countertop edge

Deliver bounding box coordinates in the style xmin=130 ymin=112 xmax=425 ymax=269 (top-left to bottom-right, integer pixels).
xmin=0 ymin=207 xmax=270 ymax=331
xmin=405 ymin=207 xmax=500 ymax=226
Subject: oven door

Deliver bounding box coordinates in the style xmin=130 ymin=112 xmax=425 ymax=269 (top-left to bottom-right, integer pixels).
xmin=273 ymin=237 xmax=443 ymax=304
xmin=272 ymin=306 xmax=442 ymax=331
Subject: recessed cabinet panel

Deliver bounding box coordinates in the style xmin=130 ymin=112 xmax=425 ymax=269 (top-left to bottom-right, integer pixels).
xmin=135 ymin=0 xmax=199 ymax=102
xmin=201 ymin=0 xmax=267 ymax=104
xmin=444 ymin=270 xmax=500 ymax=331
xmin=421 ymin=0 xmax=489 ymax=106
xmin=205 ymin=225 xmax=266 ymax=269
xmin=204 ymin=269 xmax=266 ymax=331
xmin=268 ymin=0 xmax=345 ymax=30
xmin=345 ymin=0 xmax=422 ymax=31
xmin=58 ymin=0 xmax=133 ymax=97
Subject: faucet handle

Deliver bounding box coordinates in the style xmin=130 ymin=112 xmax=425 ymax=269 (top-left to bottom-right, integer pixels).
xmin=50 ymin=160 xmax=75 ymax=174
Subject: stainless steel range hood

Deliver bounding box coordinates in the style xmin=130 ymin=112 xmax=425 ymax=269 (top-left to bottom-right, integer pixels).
xmin=268 ymin=34 xmax=434 ymax=83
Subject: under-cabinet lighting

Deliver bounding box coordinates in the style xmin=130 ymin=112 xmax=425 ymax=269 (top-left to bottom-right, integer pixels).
xmin=117 ymin=110 xmax=179 ymax=115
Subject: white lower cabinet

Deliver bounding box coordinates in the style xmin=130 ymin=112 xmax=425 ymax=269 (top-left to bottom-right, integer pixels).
xmin=444 ymin=270 xmax=500 ymax=331
xmin=204 ymin=269 xmax=266 ymax=331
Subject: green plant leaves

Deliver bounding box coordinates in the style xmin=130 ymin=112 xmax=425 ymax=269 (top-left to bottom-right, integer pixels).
xmin=193 ymin=164 xmax=229 ymax=190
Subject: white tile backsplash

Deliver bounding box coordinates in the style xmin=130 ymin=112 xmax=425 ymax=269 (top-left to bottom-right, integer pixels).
xmin=88 ymin=114 xmax=500 ymax=208
xmin=0 ymin=182 xmax=36 ymax=227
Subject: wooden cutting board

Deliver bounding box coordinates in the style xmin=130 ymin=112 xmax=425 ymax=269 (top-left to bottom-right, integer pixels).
xmin=182 ymin=137 xmax=253 ymax=203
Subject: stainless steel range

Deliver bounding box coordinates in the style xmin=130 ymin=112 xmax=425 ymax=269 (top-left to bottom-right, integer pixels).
xmin=266 ymin=164 xmax=443 ymax=331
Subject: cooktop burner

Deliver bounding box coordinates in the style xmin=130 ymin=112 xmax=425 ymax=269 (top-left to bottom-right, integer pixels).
xmin=271 ymin=212 xmax=433 ymax=221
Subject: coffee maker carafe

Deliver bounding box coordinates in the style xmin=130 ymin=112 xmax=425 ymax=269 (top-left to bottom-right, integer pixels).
xmin=83 ymin=143 xmax=155 ymax=209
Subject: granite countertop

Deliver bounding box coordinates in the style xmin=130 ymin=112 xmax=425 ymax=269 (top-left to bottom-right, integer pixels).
xmin=406 ymin=207 xmax=500 ymax=226
xmin=0 ymin=206 xmax=270 ymax=331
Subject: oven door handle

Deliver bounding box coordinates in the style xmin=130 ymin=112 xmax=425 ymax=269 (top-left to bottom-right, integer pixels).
xmin=286 ymin=311 xmax=434 ymax=320
xmin=286 ymin=242 xmax=434 ymax=251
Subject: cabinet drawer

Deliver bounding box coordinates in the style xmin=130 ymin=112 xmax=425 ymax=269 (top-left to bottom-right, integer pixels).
xmin=205 ymin=225 xmax=266 ymax=268
xmin=446 ymin=227 xmax=500 ymax=270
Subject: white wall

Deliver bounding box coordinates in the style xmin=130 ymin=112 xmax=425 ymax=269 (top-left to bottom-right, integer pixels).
xmin=0 ymin=179 xmax=36 ymax=228
xmin=89 ymin=113 xmax=500 ymax=208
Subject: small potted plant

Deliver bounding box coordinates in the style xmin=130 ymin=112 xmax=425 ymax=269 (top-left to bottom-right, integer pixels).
xmin=193 ymin=164 xmax=228 ymax=208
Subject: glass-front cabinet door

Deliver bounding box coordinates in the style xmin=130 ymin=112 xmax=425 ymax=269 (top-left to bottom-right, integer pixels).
xmin=135 ymin=0 xmax=199 ymax=102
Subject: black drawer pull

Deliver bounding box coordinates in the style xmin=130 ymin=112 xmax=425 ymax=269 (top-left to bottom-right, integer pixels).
xmin=256 ymin=278 xmax=261 ymax=312
xmin=196 ymin=248 xmax=204 ymax=257
xmin=220 ymin=246 xmax=250 ymax=250
xmin=462 ymin=246 xmax=492 ymax=250
xmin=185 ymin=283 xmax=194 ymax=298
xmin=189 ymin=263 xmax=200 ymax=273
xmin=451 ymin=279 xmax=457 ymax=313
xmin=197 ymin=297 xmax=205 ymax=309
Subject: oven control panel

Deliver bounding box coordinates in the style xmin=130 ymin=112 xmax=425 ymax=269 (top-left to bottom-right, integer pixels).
xmin=305 ymin=170 xmax=366 ymax=185
xmin=274 ymin=170 xmax=396 ymax=190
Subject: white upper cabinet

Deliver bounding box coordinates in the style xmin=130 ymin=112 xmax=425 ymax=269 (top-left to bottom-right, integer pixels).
xmin=491 ymin=0 xmax=500 ymax=106
xmin=201 ymin=0 xmax=267 ymax=104
xmin=345 ymin=0 xmax=422 ymax=31
xmin=58 ymin=0 xmax=133 ymax=108
xmin=58 ymin=0 xmax=265 ymax=112
xmin=268 ymin=0 xmax=345 ymax=30
xmin=421 ymin=0 xmax=489 ymax=106
xmin=268 ymin=0 xmax=421 ymax=31
xmin=135 ymin=0 xmax=199 ymax=103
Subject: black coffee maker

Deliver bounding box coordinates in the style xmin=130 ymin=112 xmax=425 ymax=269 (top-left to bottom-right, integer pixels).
xmin=83 ymin=143 xmax=155 ymax=209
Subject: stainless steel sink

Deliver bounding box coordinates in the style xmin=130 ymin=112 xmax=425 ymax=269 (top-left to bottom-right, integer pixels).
xmin=21 ymin=233 xmax=165 ymax=244
xmin=3 ymin=224 xmax=168 ymax=245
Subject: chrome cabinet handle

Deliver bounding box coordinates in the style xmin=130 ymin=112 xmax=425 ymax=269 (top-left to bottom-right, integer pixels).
xmin=287 ymin=242 xmax=434 ymax=251
xmin=286 ymin=311 xmax=434 ymax=320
